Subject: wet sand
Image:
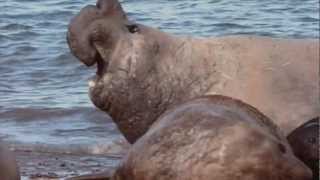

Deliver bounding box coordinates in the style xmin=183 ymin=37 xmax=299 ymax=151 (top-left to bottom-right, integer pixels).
xmin=15 ymin=149 xmax=122 ymax=180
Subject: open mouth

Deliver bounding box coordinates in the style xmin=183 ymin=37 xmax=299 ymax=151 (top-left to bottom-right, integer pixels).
xmin=95 ymin=51 xmax=106 ymax=77
xmin=93 ymin=43 xmax=112 ymax=78
xmin=88 ymin=50 xmax=107 ymax=88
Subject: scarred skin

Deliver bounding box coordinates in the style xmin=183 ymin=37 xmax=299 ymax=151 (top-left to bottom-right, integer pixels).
xmin=0 ymin=142 xmax=20 ymax=180
xmin=67 ymin=0 xmax=319 ymax=144
xmin=67 ymin=96 xmax=313 ymax=180
xmin=112 ymin=95 xmax=312 ymax=180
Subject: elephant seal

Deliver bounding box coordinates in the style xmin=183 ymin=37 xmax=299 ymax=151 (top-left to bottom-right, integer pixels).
xmin=287 ymin=117 xmax=319 ymax=180
xmin=111 ymin=95 xmax=312 ymax=180
xmin=67 ymin=0 xmax=319 ymax=143
xmin=0 ymin=142 xmax=20 ymax=180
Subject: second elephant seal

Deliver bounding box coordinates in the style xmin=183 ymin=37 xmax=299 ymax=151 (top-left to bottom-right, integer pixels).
xmin=113 ymin=96 xmax=312 ymax=180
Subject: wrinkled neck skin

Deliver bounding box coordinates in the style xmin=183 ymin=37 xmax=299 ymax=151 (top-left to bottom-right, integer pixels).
xmin=90 ymin=24 xmax=319 ymax=144
xmin=89 ymin=25 xmax=225 ymax=143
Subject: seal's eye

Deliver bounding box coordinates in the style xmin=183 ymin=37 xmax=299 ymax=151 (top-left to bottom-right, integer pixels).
xmin=126 ymin=24 xmax=139 ymax=33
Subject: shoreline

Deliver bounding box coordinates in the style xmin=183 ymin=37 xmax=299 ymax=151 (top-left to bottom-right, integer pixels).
xmin=15 ymin=149 xmax=122 ymax=179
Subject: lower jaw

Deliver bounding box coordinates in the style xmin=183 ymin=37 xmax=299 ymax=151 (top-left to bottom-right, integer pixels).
xmin=88 ymin=77 xmax=113 ymax=112
xmin=88 ymin=73 xmax=112 ymax=90
xmin=88 ymin=74 xmax=100 ymax=88
xmin=88 ymin=78 xmax=97 ymax=88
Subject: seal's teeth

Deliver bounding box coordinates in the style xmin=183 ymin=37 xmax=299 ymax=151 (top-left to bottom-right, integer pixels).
xmin=88 ymin=80 xmax=96 ymax=88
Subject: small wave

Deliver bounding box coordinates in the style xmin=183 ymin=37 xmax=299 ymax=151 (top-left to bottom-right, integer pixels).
xmin=8 ymin=138 xmax=129 ymax=156
xmin=0 ymin=23 xmax=32 ymax=31
xmin=0 ymin=34 xmax=11 ymax=42
xmin=52 ymin=52 xmax=78 ymax=66
xmin=0 ymin=106 xmax=110 ymax=122
xmin=6 ymin=31 xmax=40 ymax=41
xmin=41 ymin=10 xmax=74 ymax=20
xmin=13 ymin=46 xmax=38 ymax=56
xmin=87 ymin=139 xmax=130 ymax=155
xmin=228 ymin=31 xmax=276 ymax=37
xmin=35 ymin=22 xmax=55 ymax=27
xmin=297 ymin=16 xmax=319 ymax=22
xmin=210 ymin=23 xmax=250 ymax=29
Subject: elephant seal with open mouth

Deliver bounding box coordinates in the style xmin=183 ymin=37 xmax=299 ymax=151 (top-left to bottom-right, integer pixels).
xmin=67 ymin=0 xmax=319 ymax=144
xmin=0 ymin=142 xmax=20 ymax=180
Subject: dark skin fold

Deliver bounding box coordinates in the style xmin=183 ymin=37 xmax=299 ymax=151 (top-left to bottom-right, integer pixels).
xmin=287 ymin=117 xmax=319 ymax=180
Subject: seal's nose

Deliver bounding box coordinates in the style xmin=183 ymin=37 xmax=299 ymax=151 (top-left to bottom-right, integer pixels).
xmin=96 ymin=0 xmax=127 ymax=19
xmin=67 ymin=5 xmax=100 ymax=67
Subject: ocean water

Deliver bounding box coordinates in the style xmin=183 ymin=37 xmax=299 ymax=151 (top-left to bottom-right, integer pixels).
xmin=0 ymin=0 xmax=319 ymax=156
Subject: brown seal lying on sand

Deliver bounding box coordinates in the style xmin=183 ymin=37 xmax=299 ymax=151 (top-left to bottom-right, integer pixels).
xmin=287 ymin=117 xmax=319 ymax=180
xmin=68 ymin=96 xmax=312 ymax=180
xmin=0 ymin=141 xmax=20 ymax=180
xmin=113 ymin=96 xmax=312 ymax=179
xmin=67 ymin=0 xmax=319 ymax=144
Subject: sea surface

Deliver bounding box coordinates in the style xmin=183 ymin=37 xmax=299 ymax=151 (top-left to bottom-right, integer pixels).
xmin=0 ymin=0 xmax=319 ymax=173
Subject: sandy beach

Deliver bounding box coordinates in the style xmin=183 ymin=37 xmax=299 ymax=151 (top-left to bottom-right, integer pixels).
xmin=16 ymin=149 xmax=122 ymax=180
